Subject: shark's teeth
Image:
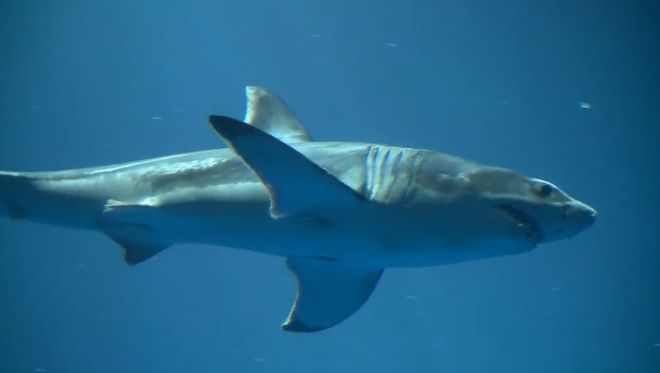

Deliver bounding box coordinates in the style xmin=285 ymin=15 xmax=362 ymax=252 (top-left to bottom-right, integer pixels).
xmin=497 ymin=204 xmax=543 ymax=243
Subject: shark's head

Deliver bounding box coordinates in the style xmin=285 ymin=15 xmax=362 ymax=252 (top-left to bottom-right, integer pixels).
xmin=465 ymin=168 xmax=597 ymax=245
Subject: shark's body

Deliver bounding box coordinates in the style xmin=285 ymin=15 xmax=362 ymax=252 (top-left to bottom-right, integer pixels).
xmin=0 ymin=87 xmax=596 ymax=332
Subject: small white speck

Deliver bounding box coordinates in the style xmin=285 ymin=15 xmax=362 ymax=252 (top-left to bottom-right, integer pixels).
xmin=34 ymin=369 xmax=46 ymax=373
xmin=550 ymin=287 xmax=561 ymax=292
xmin=253 ymin=357 xmax=265 ymax=363
xmin=385 ymin=42 xmax=398 ymax=47
xmin=309 ymin=33 xmax=321 ymax=38
xmin=404 ymin=294 xmax=418 ymax=300
xmin=579 ymin=101 xmax=592 ymax=109
xmin=151 ymin=116 xmax=164 ymax=120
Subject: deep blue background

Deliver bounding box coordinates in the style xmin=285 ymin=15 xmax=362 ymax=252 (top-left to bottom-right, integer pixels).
xmin=1 ymin=1 xmax=659 ymax=372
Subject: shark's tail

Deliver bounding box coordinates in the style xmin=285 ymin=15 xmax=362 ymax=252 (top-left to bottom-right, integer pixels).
xmin=0 ymin=171 xmax=33 ymax=220
xmin=0 ymin=170 xmax=103 ymax=229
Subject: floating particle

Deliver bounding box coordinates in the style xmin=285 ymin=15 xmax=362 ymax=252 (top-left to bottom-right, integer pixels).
xmin=550 ymin=287 xmax=561 ymax=292
xmin=385 ymin=42 xmax=398 ymax=47
xmin=309 ymin=33 xmax=321 ymax=38
xmin=151 ymin=116 xmax=164 ymax=120
xmin=253 ymin=357 xmax=265 ymax=363
xmin=579 ymin=102 xmax=592 ymax=110
xmin=404 ymin=294 xmax=418 ymax=300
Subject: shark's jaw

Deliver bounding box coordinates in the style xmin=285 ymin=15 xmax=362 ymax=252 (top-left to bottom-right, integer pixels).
xmin=496 ymin=204 xmax=544 ymax=244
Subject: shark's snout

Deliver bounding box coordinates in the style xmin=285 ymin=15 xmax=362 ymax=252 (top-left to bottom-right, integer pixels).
xmin=564 ymin=200 xmax=597 ymax=228
xmin=543 ymin=200 xmax=597 ymax=241
xmin=518 ymin=199 xmax=597 ymax=244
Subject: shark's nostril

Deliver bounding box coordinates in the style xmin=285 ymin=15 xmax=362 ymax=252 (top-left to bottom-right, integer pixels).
xmin=577 ymin=203 xmax=597 ymax=220
xmin=574 ymin=204 xmax=597 ymax=227
xmin=565 ymin=202 xmax=597 ymax=223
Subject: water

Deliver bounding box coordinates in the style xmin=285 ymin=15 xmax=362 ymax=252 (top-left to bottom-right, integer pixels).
xmin=1 ymin=0 xmax=658 ymax=372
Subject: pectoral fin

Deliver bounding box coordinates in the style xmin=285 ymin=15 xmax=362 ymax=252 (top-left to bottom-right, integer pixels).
xmin=98 ymin=200 xmax=168 ymax=265
xmin=283 ymin=257 xmax=383 ymax=332
xmin=209 ymin=115 xmax=363 ymax=219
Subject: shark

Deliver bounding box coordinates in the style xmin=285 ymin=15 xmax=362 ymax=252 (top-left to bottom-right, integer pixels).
xmin=0 ymin=86 xmax=596 ymax=332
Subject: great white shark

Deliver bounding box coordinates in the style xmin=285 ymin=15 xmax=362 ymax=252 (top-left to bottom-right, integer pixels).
xmin=0 ymin=86 xmax=596 ymax=332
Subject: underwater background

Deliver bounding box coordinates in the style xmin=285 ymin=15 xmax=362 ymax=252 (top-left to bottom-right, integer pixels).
xmin=1 ymin=0 xmax=658 ymax=372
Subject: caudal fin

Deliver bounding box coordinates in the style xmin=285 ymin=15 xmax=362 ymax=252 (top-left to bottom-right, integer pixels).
xmin=0 ymin=171 xmax=32 ymax=220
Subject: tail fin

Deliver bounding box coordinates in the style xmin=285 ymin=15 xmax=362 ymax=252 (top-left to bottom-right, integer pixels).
xmin=0 ymin=171 xmax=32 ymax=220
xmin=1 ymin=169 xmax=107 ymax=229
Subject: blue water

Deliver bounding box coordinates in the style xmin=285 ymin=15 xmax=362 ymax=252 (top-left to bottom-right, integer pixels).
xmin=1 ymin=1 xmax=658 ymax=372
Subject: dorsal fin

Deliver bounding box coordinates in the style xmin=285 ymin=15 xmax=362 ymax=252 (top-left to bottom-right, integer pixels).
xmin=243 ymin=86 xmax=312 ymax=143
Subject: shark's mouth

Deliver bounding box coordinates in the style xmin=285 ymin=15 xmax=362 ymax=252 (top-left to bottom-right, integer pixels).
xmin=497 ymin=204 xmax=543 ymax=243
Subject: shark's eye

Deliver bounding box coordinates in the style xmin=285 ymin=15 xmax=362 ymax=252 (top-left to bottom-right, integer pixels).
xmin=536 ymin=183 xmax=553 ymax=198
